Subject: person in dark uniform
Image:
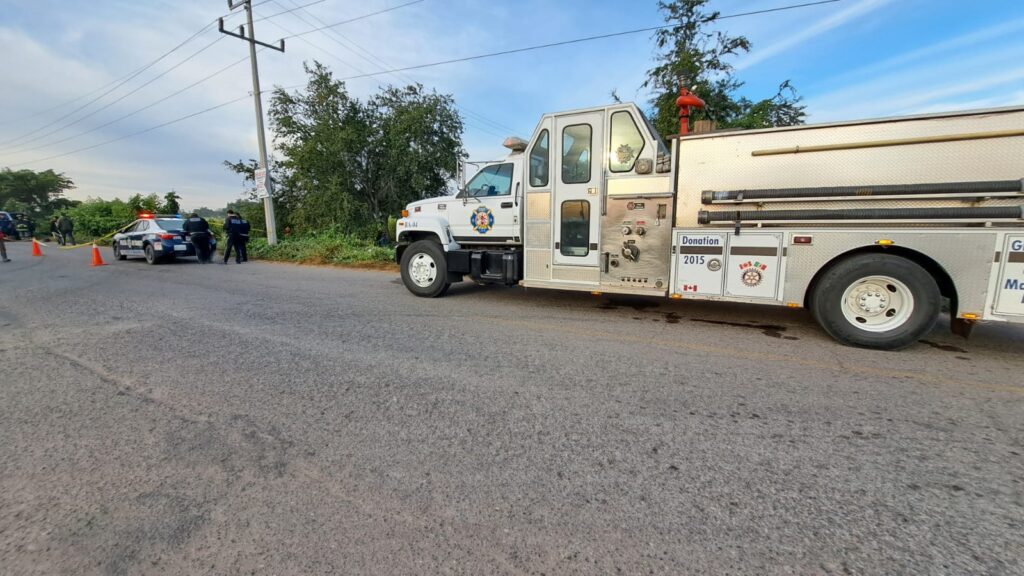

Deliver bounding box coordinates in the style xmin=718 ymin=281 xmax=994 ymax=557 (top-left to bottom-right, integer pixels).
xmin=236 ymin=215 xmax=250 ymax=263
xmin=49 ymin=217 xmax=62 ymax=245
xmin=222 ymin=210 xmax=242 ymax=264
xmin=0 ymin=214 xmax=13 ymax=262
xmin=183 ymin=213 xmax=212 ymax=263
xmin=57 ymin=213 xmax=75 ymax=245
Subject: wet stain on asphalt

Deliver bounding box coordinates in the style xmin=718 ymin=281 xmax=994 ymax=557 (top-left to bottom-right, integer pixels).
xmin=597 ymin=297 xmax=660 ymax=312
xmin=919 ymin=340 xmax=968 ymax=353
xmin=663 ymin=312 xmax=681 ymax=324
xmin=690 ymin=318 xmax=799 ymax=340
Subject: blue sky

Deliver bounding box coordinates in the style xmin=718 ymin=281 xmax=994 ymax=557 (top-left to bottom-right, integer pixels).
xmin=0 ymin=0 xmax=1022 ymax=210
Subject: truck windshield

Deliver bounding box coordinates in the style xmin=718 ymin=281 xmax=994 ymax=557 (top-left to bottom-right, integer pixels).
xmin=465 ymin=163 xmax=513 ymax=197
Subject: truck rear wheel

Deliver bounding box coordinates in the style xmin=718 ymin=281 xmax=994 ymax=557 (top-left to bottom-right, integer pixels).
xmin=400 ymin=240 xmax=451 ymax=297
xmin=811 ymin=253 xmax=940 ymax=350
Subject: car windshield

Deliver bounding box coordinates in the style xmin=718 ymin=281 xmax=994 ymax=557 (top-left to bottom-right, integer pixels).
xmin=155 ymin=219 xmax=184 ymax=231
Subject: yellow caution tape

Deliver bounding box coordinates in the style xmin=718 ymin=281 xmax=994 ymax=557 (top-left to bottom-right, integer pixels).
xmin=58 ymin=229 xmax=119 ymax=250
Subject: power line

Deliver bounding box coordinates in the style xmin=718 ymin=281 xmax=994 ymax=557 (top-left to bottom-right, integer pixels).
xmin=283 ymin=0 xmax=426 ymax=39
xmin=261 ymin=2 xmax=512 ymax=139
xmin=0 ymin=0 xmax=334 ymax=139
xmin=9 ymin=54 xmax=254 ymax=156
xmin=0 ymin=36 xmax=227 ymax=153
xmin=0 ymin=21 xmax=220 ymax=147
xmin=10 ymin=95 xmax=253 ymax=167
xmin=276 ymin=0 xmax=523 ymax=135
xmin=0 ymin=82 xmax=118 ymax=128
xmin=330 ymin=0 xmax=843 ymax=82
xmin=255 ymin=0 xmax=333 ymax=22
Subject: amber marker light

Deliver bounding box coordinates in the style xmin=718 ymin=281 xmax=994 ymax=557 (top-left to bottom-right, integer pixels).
xmin=876 ymin=239 xmax=895 ymax=246
xmin=401 ymin=209 xmax=409 ymax=218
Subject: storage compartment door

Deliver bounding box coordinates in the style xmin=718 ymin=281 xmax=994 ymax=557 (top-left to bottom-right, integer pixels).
xmin=672 ymin=231 xmax=727 ymax=296
xmin=725 ymin=233 xmax=783 ymax=300
xmin=995 ymin=235 xmax=1024 ymax=316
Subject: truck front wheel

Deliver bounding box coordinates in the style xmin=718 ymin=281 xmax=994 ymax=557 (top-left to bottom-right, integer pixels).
xmin=400 ymin=240 xmax=451 ymax=297
xmin=811 ymin=253 xmax=940 ymax=350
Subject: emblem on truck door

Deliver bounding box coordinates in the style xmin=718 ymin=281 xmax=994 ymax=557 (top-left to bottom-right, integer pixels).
xmin=739 ymin=261 xmax=768 ymax=287
xmin=471 ymin=206 xmax=494 ymax=234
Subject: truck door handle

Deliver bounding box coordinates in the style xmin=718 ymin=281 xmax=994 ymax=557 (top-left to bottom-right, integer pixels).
xmin=501 ymin=201 xmax=513 ymax=208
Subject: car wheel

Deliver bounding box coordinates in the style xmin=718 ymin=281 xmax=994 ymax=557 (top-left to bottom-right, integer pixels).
xmin=113 ymin=243 xmax=127 ymax=261
xmin=144 ymin=244 xmax=159 ymax=265
xmin=399 ymin=240 xmax=451 ymax=297
xmin=811 ymin=253 xmax=940 ymax=350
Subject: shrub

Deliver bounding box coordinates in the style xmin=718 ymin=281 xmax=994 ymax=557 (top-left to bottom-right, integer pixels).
xmin=247 ymin=232 xmax=394 ymax=266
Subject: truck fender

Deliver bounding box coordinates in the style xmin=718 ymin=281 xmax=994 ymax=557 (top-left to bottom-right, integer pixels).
xmin=396 ymin=215 xmax=458 ymax=263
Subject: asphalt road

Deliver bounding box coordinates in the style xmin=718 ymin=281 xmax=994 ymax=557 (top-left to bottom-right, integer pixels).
xmin=1 ymin=241 xmax=1022 ymax=576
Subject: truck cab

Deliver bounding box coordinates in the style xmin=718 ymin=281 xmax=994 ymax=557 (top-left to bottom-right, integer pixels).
xmin=396 ymin=103 xmax=669 ymax=297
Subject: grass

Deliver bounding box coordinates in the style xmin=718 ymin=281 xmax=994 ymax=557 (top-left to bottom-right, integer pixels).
xmin=246 ymin=232 xmax=396 ymax=270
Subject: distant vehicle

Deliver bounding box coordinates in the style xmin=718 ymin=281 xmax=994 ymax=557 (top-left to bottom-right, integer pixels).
xmin=0 ymin=212 xmax=14 ymax=239
xmin=8 ymin=212 xmax=35 ymax=240
xmin=112 ymin=214 xmax=216 ymax=264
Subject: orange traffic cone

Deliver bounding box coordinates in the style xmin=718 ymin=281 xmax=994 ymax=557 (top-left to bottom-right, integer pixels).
xmin=90 ymin=243 xmax=106 ymax=267
xmin=31 ymin=239 xmax=43 ymax=257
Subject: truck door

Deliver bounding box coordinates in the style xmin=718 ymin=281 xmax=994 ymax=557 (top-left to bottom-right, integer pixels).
xmin=553 ymin=112 xmax=603 ymax=267
xmin=448 ymin=161 xmax=521 ymax=244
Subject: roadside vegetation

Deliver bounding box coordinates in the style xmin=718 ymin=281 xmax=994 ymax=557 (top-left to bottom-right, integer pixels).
xmin=247 ymin=232 xmax=394 ymax=269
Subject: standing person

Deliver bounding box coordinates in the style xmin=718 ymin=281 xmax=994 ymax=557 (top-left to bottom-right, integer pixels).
xmin=183 ymin=213 xmax=212 ymax=263
xmin=0 ymin=214 xmax=13 ymax=262
xmin=221 ymin=210 xmax=242 ymax=264
xmin=49 ymin=217 xmax=63 ymax=245
xmin=236 ymin=215 xmax=250 ymax=263
xmin=57 ymin=213 xmax=75 ymax=245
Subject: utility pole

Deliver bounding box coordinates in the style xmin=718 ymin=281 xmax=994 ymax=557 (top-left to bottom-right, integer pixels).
xmin=219 ymin=0 xmax=284 ymax=245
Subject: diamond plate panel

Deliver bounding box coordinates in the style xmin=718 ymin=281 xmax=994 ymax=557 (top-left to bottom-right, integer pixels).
xmin=525 ymin=249 xmax=550 ymax=281
xmin=552 ymin=266 xmax=600 ymax=283
xmin=527 ymin=192 xmax=551 ymax=221
xmin=675 ymin=108 xmax=1024 ymax=228
xmin=526 ymin=222 xmax=550 ymax=249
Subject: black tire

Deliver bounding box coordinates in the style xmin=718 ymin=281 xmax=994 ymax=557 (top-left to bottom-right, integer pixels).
xmin=113 ymin=243 xmax=127 ymax=261
xmin=811 ymin=253 xmax=940 ymax=350
xmin=144 ymin=244 xmax=159 ymax=265
xmin=399 ymin=240 xmax=451 ymax=298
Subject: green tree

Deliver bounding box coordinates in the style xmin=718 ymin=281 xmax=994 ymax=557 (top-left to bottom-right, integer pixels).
xmin=0 ymin=168 xmax=74 ymax=213
xmin=126 ymin=193 xmax=161 ymax=214
xmin=162 ymin=191 xmax=182 ymax=214
xmin=645 ymin=0 xmax=805 ymax=136
xmin=225 ymin=62 xmax=463 ymax=237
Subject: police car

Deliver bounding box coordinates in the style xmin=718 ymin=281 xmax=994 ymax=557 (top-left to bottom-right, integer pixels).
xmin=112 ymin=214 xmax=216 ymax=264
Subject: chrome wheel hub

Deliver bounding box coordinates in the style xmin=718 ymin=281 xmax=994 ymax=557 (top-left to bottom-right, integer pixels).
xmin=841 ymin=275 xmax=914 ymax=333
xmin=409 ymin=253 xmax=437 ymax=288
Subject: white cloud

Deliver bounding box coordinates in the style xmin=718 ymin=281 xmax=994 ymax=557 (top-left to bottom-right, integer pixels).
xmin=735 ymin=0 xmax=893 ymax=71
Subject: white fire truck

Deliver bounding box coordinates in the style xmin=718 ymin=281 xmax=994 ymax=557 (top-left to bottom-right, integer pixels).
xmin=395 ymin=90 xmax=1024 ymax=350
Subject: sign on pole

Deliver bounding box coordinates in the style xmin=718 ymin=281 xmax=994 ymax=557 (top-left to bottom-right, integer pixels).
xmin=255 ymin=168 xmax=270 ymax=199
